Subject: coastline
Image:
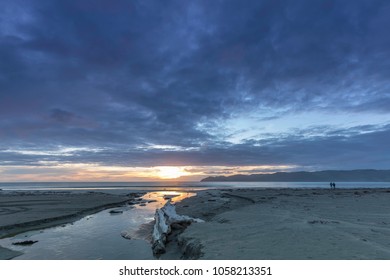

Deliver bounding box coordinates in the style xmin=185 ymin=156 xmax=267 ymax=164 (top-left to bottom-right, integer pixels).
xmin=0 ymin=190 xmax=143 ymax=259
xmin=2 ymin=187 xmax=390 ymax=260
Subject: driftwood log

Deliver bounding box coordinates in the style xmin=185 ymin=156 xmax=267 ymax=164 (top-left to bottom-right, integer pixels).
xmin=152 ymin=200 xmax=203 ymax=255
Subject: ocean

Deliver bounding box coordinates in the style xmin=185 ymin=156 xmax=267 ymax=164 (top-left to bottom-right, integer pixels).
xmin=0 ymin=181 xmax=389 ymax=192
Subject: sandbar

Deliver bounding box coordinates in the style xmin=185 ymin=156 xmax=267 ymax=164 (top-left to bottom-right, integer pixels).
xmin=173 ymin=188 xmax=390 ymax=259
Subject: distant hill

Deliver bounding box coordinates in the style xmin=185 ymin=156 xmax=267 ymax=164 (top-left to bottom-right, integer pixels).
xmin=201 ymin=169 xmax=390 ymax=182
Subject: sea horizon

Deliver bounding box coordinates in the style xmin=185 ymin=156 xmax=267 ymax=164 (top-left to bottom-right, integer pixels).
xmin=1 ymin=181 xmax=389 ymax=192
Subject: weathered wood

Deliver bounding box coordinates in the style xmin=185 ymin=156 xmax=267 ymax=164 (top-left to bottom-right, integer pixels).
xmin=152 ymin=200 xmax=203 ymax=255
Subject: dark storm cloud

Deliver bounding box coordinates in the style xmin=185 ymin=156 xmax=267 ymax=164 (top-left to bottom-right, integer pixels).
xmin=50 ymin=109 xmax=77 ymax=123
xmin=1 ymin=0 xmax=390 ymax=170
xmin=1 ymin=124 xmax=389 ymax=171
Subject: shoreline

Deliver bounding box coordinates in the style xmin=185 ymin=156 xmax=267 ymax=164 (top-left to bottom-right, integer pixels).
xmin=2 ymin=187 xmax=390 ymax=260
xmin=0 ymin=190 xmax=144 ymax=259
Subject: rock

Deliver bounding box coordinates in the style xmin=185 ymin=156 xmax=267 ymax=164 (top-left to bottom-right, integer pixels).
xmin=109 ymin=209 xmax=123 ymax=214
xmin=12 ymin=240 xmax=38 ymax=246
xmin=308 ymin=220 xmax=340 ymax=224
xmin=163 ymin=194 xmax=179 ymax=200
xmin=121 ymin=231 xmax=132 ymax=239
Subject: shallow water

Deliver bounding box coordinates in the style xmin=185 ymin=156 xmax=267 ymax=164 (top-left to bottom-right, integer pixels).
xmin=0 ymin=191 xmax=195 ymax=260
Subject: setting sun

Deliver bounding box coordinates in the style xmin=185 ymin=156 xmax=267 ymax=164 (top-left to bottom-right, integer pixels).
xmin=156 ymin=166 xmax=189 ymax=179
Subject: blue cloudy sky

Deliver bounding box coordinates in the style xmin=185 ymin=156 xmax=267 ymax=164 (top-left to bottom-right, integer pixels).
xmin=1 ymin=0 xmax=389 ymax=181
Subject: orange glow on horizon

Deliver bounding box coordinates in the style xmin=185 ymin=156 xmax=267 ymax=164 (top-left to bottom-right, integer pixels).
xmin=0 ymin=163 xmax=298 ymax=182
xmin=156 ymin=166 xmax=191 ymax=179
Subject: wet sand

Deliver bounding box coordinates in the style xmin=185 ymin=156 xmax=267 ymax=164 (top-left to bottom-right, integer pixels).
xmin=0 ymin=191 xmax=142 ymax=259
xmin=2 ymin=188 xmax=390 ymax=260
xmin=173 ymin=188 xmax=390 ymax=259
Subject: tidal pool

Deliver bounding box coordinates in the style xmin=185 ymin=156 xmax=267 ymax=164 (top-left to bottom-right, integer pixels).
xmin=0 ymin=191 xmax=195 ymax=260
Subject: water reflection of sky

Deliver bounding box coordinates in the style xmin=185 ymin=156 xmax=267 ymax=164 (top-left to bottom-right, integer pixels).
xmin=0 ymin=191 xmax=196 ymax=260
xmin=139 ymin=191 xmax=196 ymax=211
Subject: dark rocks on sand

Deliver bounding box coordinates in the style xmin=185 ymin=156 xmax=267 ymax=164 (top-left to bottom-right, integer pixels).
xmin=12 ymin=240 xmax=38 ymax=246
xmin=109 ymin=209 xmax=123 ymax=214
xmin=308 ymin=220 xmax=340 ymax=225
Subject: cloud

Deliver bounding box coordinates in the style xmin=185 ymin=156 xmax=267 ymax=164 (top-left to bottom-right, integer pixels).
xmin=49 ymin=109 xmax=76 ymax=123
xmin=1 ymin=123 xmax=389 ymax=171
xmin=0 ymin=0 xmax=390 ymax=178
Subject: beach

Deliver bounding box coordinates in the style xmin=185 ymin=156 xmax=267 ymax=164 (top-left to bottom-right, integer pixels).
xmin=174 ymin=188 xmax=390 ymax=259
xmin=1 ymin=188 xmax=390 ymax=259
xmin=0 ymin=191 xmax=143 ymax=259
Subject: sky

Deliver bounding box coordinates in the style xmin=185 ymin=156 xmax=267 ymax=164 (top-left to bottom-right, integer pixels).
xmin=1 ymin=0 xmax=390 ymax=181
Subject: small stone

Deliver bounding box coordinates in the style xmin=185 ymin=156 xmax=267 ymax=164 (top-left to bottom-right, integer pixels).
xmin=12 ymin=240 xmax=38 ymax=246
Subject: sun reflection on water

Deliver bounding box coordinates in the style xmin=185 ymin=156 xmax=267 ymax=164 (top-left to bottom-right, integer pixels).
xmin=137 ymin=191 xmax=196 ymax=211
